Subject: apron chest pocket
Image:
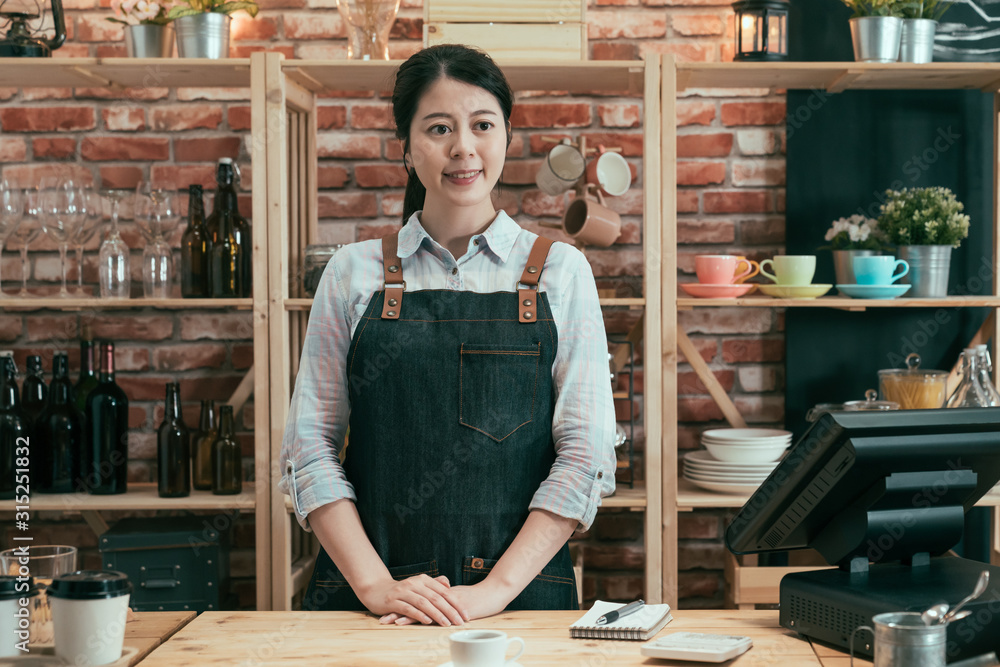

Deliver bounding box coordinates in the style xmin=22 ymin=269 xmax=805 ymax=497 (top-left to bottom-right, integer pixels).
xmin=459 ymin=342 xmax=541 ymax=442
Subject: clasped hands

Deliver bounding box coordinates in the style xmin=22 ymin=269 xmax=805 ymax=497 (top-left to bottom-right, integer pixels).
xmin=360 ymin=573 xmax=509 ymax=626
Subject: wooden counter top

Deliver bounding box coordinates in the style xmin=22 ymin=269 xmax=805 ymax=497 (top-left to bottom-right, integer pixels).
xmin=137 ymin=609 xmax=865 ymax=666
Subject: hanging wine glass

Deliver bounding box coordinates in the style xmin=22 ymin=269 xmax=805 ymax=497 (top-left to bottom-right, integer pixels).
xmin=39 ymin=176 xmax=84 ymax=298
xmin=11 ymin=187 xmax=42 ymax=298
xmin=71 ymin=188 xmax=105 ymax=297
xmin=0 ymin=176 xmax=23 ymax=298
xmin=98 ymin=189 xmax=132 ymax=299
xmin=135 ymin=183 xmax=180 ymax=299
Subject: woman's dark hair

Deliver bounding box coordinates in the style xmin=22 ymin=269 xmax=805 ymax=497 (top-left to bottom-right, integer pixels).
xmin=392 ymin=44 xmax=514 ymax=223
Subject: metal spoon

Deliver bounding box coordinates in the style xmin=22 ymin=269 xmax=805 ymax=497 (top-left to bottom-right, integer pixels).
xmin=943 ymin=570 xmax=990 ymax=624
xmin=921 ymin=602 xmax=950 ymax=626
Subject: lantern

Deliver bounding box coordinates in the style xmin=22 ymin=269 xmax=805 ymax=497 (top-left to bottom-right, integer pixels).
xmin=733 ymin=0 xmax=788 ymax=62
xmin=0 ymin=0 xmax=66 ymax=57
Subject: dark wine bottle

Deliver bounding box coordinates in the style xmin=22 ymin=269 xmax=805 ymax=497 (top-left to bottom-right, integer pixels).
xmin=75 ymin=325 xmax=98 ymax=417
xmin=207 ymin=159 xmax=248 ymax=298
xmin=35 ymin=353 xmax=81 ymax=494
xmin=180 ymin=184 xmax=209 ymax=298
xmin=0 ymin=353 xmax=28 ymax=501
xmin=212 ymin=404 xmax=241 ymax=495
xmin=192 ymin=399 xmax=216 ymax=491
xmin=157 ymin=382 xmax=190 ymax=498
xmin=82 ymin=341 xmax=129 ymax=495
xmin=21 ymin=355 xmax=47 ymax=426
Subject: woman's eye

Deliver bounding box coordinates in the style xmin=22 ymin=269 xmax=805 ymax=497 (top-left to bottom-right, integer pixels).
xmin=430 ymin=125 xmax=450 ymax=135
xmin=475 ymin=121 xmax=494 ymax=131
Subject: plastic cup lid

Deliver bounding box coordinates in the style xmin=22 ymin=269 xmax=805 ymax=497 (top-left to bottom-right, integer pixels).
xmin=47 ymin=570 xmax=132 ymax=600
xmin=0 ymin=575 xmax=40 ymax=600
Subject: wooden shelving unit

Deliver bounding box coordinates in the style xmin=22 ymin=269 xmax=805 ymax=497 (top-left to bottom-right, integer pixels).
xmin=662 ymin=59 xmax=1000 ymax=609
xmin=0 ymin=57 xmax=272 ymax=610
xmin=261 ymin=52 xmax=663 ymax=609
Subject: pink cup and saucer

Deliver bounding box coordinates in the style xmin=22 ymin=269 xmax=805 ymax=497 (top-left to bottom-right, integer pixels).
xmin=680 ymin=255 xmax=759 ymax=298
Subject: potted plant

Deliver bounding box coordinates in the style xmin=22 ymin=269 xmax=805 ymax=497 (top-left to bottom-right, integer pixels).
xmin=821 ymin=214 xmax=885 ymax=285
xmin=843 ymin=0 xmax=904 ymax=62
xmin=876 ymin=186 xmax=970 ymax=297
xmin=107 ymin=0 xmax=174 ymax=58
xmin=167 ymin=0 xmax=258 ymax=59
xmin=897 ymin=0 xmax=951 ymax=63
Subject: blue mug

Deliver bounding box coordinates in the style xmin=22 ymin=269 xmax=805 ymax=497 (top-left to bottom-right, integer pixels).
xmin=853 ymin=255 xmax=909 ymax=285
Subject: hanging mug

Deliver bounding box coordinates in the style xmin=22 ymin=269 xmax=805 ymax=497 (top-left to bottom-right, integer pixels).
xmin=585 ymin=144 xmax=631 ymax=197
xmin=562 ymin=184 xmax=621 ymax=247
xmin=535 ymin=139 xmax=586 ymax=196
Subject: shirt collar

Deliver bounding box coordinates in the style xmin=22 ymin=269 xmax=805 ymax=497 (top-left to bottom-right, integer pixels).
xmin=397 ymin=210 xmax=521 ymax=263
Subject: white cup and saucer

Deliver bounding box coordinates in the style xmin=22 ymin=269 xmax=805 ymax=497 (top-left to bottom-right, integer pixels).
xmin=437 ymin=629 xmax=525 ymax=667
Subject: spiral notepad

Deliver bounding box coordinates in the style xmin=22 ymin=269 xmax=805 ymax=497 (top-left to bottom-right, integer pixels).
xmin=570 ymin=600 xmax=673 ymax=641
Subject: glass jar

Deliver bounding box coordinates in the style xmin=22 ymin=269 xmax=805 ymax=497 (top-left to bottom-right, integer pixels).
xmin=947 ymin=348 xmax=991 ymax=408
xmin=878 ymin=353 xmax=949 ymax=410
xmin=303 ymin=244 xmax=344 ymax=297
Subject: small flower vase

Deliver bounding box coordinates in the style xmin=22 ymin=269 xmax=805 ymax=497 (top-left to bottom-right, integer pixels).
xmin=896 ymin=245 xmax=952 ymax=298
xmin=336 ymin=0 xmax=400 ymax=60
xmin=850 ymin=16 xmax=903 ymax=63
xmin=832 ymin=249 xmax=881 ymax=285
xmin=124 ymin=24 xmax=175 ymax=58
xmin=175 ymin=13 xmax=231 ymax=59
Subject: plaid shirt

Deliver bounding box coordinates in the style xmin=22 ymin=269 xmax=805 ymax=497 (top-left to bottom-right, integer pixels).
xmin=279 ymin=211 xmax=617 ymax=532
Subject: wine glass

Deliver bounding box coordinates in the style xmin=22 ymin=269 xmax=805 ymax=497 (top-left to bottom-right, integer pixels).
xmin=39 ymin=176 xmax=85 ymax=298
xmin=71 ymin=189 xmax=106 ymax=297
xmin=135 ymin=183 xmax=180 ymax=299
xmin=0 ymin=176 xmax=23 ymax=297
xmin=98 ymin=189 xmax=132 ymax=299
xmin=10 ymin=188 xmax=43 ymax=298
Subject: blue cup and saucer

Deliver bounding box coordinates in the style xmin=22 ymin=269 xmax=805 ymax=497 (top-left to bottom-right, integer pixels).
xmin=837 ymin=255 xmax=912 ymax=299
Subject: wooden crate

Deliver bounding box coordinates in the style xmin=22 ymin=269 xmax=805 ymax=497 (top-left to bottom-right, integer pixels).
xmin=424 ymin=0 xmax=587 ymax=61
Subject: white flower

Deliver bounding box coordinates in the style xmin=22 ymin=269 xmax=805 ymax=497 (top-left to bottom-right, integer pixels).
xmin=133 ymin=0 xmax=161 ymax=20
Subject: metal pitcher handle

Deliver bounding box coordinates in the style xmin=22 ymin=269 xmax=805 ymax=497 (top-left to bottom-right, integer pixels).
xmin=850 ymin=624 xmax=874 ymax=666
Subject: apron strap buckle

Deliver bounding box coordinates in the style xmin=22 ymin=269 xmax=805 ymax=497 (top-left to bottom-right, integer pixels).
xmin=518 ymin=236 xmax=555 ymax=323
xmin=381 ymin=233 xmax=404 ymax=320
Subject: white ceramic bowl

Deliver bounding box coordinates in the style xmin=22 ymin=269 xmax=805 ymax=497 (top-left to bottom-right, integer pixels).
xmin=702 ymin=428 xmax=792 ymax=443
xmin=702 ymin=441 xmax=787 ymax=464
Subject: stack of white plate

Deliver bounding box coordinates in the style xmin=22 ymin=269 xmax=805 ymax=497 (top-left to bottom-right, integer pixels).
xmin=683 ymin=428 xmax=792 ymax=494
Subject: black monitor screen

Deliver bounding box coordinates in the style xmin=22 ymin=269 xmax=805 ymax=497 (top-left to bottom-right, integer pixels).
xmin=725 ymin=408 xmax=1000 ymax=566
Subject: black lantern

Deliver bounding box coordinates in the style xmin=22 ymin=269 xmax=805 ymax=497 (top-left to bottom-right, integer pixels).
xmin=733 ymin=0 xmax=788 ymax=62
xmin=0 ymin=0 xmax=66 ymax=57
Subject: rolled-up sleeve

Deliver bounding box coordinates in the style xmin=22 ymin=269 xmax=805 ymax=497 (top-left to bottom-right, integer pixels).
xmin=528 ymin=246 xmax=617 ymax=531
xmin=279 ymin=255 xmax=356 ymax=531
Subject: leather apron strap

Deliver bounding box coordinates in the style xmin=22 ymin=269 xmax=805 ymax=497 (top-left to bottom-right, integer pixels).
xmin=381 ymin=232 xmax=404 ymax=320
xmin=518 ymin=236 xmax=555 ymax=323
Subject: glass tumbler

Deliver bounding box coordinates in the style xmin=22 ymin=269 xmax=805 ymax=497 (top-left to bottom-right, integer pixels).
xmin=0 ymin=545 xmax=78 ymax=645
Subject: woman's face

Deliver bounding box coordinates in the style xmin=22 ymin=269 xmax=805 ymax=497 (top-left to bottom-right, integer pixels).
xmin=406 ymin=76 xmax=508 ymax=218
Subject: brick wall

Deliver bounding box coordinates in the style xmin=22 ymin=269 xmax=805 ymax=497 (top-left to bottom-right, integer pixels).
xmin=0 ymin=0 xmax=786 ymax=608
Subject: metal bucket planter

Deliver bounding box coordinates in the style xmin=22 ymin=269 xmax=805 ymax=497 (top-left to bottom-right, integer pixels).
xmin=896 ymin=245 xmax=952 ymax=297
xmin=832 ymin=249 xmax=881 ymax=285
xmin=900 ymin=18 xmax=936 ymax=63
xmin=175 ymin=13 xmax=231 ymax=59
xmin=850 ymin=16 xmax=903 ymax=63
xmin=124 ymin=24 xmax=174 ymax=58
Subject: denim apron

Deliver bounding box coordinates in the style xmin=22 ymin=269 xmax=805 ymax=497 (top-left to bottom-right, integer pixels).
xmin=303 ymin=231 xmax=578 ymax=611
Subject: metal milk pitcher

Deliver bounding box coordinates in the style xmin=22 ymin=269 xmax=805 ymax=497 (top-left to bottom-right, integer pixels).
xmin=851 ymin=612 xmax=946 ymax=667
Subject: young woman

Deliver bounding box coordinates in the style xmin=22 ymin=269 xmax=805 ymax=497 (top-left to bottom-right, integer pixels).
xmin=280 ymin=44 xmax=616 ymax=625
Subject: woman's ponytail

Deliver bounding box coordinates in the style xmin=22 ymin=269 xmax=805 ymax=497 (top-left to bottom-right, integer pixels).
xmin=401 ymin=168 xmax=425 ymax=224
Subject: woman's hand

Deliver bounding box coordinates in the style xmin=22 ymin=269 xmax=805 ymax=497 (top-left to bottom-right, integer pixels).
xmin=360 ymin=574 xmax=468 ymax=627
xmin=380 ymin=580 xmax=512 ymax=626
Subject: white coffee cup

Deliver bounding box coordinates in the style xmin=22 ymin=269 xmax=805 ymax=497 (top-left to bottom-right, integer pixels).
xmin=585 ymin=144 xmax=631 ymax=197
xmin=48 ymin=570 xmax=132 ymax=666
xmin=536 ymin=140 xmax=586 ymax=196
xmin=450 ymin=629 xmax=525 ymax=667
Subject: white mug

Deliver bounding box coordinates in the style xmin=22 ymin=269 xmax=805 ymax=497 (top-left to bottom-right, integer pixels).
xmin=535 ymin=140 xmax=585 ymax=196
xmin=450 ymin=629 xmax=525 ymax=667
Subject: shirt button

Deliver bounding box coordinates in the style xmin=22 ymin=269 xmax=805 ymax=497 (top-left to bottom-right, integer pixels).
xmin=473 ymin=238 xmax=480 ymax=246
xmin=597 ymin=472 xmax=604 ymax=479
xmin=452 ymin=267 xmax=458 ymax=275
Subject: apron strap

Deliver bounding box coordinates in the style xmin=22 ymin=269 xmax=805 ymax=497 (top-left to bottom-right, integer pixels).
xmin=381 ymin=232 xmax=404 ymax=320
xmin=518 ymin=236 xmax=555 ymax=323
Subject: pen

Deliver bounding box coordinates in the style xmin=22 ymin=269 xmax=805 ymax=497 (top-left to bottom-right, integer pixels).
xmin=596 ymin=599 xmax=645 ymax=625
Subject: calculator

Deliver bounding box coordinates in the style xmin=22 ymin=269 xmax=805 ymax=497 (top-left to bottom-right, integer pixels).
xmin=640 ymin=632 xmax=753 ymax=662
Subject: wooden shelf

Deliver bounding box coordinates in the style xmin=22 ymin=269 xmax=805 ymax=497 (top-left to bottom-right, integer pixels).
xmin=677 ymin=62 xmax=1000 ymax=93
xmin=0 ymin=297 xmax=254 ymax=311
xmin=0 ymin=483 xmax=256 ymax=512
xmin=285 ymin=297 xmax=642 ymax=311
xmin=677 ymin=294 xmax=1000 ymax=310
xmin=283 ymin=59 xmax=646 ymax=95
xmin=0 ymin=58 xmax=251 ymax=89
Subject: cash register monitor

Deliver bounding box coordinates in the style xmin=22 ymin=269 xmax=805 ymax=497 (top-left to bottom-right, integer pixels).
xmin=724 ymin=407 xmax=1000 ymax=662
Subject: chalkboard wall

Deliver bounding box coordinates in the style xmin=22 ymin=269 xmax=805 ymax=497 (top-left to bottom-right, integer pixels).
xmin=783 ymin=0 xmax=993 ymax=435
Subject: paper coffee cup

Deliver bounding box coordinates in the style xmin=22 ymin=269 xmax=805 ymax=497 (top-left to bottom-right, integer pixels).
xmin=0 ymin=575 xmax=41 ymax=657
xmin=48 ymin=570 xmax=132 ymax=666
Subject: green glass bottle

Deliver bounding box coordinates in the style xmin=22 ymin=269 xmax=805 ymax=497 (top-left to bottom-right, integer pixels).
xmin=192 ymin=399 xmax=216 ymax=491
xmin=212 ymin=405 xmax=241 ymax=495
